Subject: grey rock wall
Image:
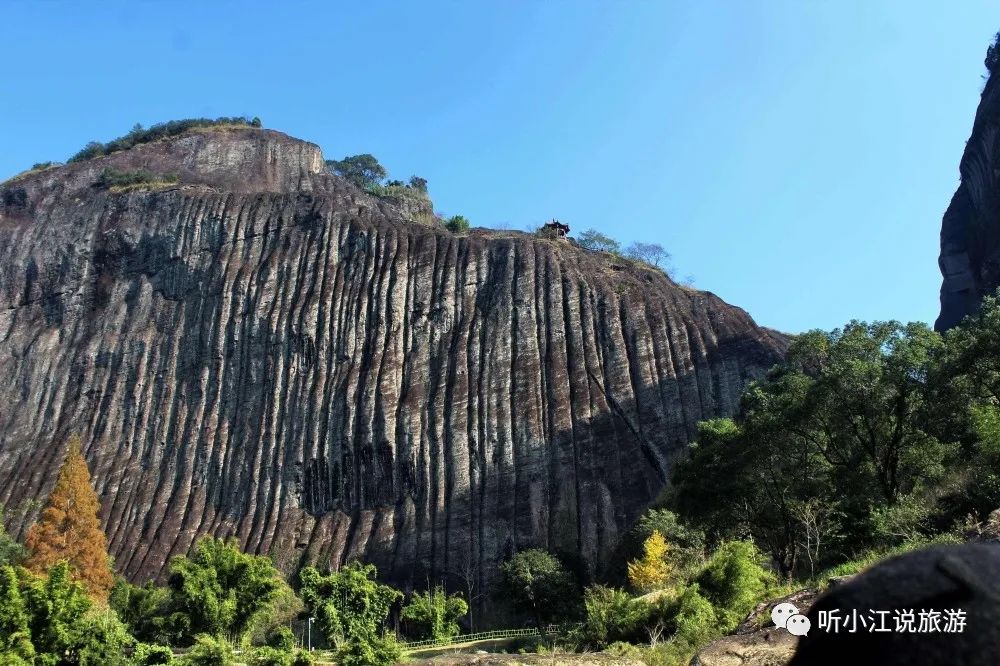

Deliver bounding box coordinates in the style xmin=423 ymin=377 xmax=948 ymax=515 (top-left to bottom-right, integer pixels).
xmin=0 ymin=128 xmax=786 ymax=606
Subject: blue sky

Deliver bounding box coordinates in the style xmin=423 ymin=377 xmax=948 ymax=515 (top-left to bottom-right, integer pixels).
xmin=2 ymin=2 xmax=998 ymax=333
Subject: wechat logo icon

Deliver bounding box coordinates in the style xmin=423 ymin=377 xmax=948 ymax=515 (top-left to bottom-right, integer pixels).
xmin=772 ymin=602 xmax=810 ymax=636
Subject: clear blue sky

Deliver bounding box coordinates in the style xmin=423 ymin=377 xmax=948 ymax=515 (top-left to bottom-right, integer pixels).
xmin=2 ymin=2 xmax=998 ymax=333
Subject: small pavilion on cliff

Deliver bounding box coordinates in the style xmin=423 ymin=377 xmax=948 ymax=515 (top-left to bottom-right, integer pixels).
xmin=542 ymin=220 xmax=570 ymax=238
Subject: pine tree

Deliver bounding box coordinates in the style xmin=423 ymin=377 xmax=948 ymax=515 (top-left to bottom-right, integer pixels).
xmin=24 ymin=436 xmax=113 ymax=600
xmin=627 ymin=530 xmax=672 ymax=592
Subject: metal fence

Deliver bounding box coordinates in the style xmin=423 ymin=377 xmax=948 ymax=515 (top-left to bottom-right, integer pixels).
xmin=400 ymin=624 xmax=565 ymax=650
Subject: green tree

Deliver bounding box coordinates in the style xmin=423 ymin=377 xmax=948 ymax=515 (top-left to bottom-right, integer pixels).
xmin=181 ymin=634 xmax=232 ymax=666
xmin=632 ymin=509 xmax=705 ymax=577
xmin=400 ymin=586 xmax=468 ymax=641
xmin=500 ymin=549 xmax=578 ymax=628
xmin=408 ymin=175 xmax=428 ymax=192
xmin=325 ymin=154 xmax=387 ymax=189
xmin=109 ymin=578 xmax=174 ymax=645
xmin=0 ymin=507 xmax=26 ymax=567
xmin=76 ymin=607 xmax=134 ymax=666
xmin=694 ymin=541 xmax=772 ymax=629
xmin=445 ymin=215 xmax=470 ymax=233
xmin=299 ymin=562 xmax=401 ymax=666
xmin=575 ymin=229 xmax=620 ymax=254
xmin=23 ymin=561 xmax=94 ymax=664
xmin=577 ymin=585 xmax=646 ymax=648
xmin=167 ymin=537 xmax=281 ymax=645
xmin=132 ymin=643 xmax=174 ymax=665
xmin=0 ymin=565 xmax=35 ymax=664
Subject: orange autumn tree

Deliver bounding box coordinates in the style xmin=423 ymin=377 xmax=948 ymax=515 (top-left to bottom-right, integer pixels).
xmin=25 ymin=436 xmax=113 ymax=600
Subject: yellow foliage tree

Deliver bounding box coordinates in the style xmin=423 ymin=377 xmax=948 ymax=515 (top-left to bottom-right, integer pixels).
xmin=25 ymin=436 xmax=113 ymax=600
xmin=627 ymin=530 xmax=672 ymax=592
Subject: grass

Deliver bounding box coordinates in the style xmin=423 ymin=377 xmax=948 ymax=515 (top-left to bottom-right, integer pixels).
xmin=96 ymin=167 xmax=179 ymax=192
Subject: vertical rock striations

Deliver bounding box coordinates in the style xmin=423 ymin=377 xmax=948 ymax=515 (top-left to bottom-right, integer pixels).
xmin=937 ymin=45 xmax=1000 ymax=330
xmin=0 ymin=128 xmax=786 ymax=603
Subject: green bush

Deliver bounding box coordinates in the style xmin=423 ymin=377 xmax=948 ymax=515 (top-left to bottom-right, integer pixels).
xmin=668 ymin=585 xmax=720 ymax=648
xmin=69 ymin=118 xmax=260 ymax=162
xmin=247 ymin=646 xmax=292 ymax=666
xmin=289 ymin=650 xmax=314 ymax=666
xmin=694 ymin=541 xmax=772 ymax=629
xmin=335 ymin=636 xmax=401 ymax=666
xmin=445 ymin=215 xmax=470 ymax=234
xmin=132 ymin=643 xmax=174 ymax=664
xmin=77 ymin=608 xmax=136 ymax=666
xmin=264 ymin=626 xmax=295 ymax=651
xmin=500 ymin=549 xmax=579 ymax=627
xmin=181 ymin=634 xmax=232 ymax=666
xmin=400 ymin=586 xmax=468 ymax=641
xmin=577 ymin=585 xmax=648 ymax=648
xmin=168 ymin=537 xmax=282 ymax=645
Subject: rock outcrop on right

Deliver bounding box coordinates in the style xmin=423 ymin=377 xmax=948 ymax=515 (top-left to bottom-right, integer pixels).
xmin=937 ymin=39 xmax=1000 ymax=331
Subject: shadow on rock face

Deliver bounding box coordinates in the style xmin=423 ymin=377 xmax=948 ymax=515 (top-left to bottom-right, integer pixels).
xmin=789 ymin=544 xmax=1000 ymax=666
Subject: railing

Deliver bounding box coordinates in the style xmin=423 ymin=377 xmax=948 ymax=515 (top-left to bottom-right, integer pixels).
xmin=400 ymin=624 xmax=566 ymax=650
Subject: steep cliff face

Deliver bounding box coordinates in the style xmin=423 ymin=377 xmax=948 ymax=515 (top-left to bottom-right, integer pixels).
xmin=937 ymin=58 xmax=1000 ymax=330
xmin=0 ymin=127 xmax=786 ymax=598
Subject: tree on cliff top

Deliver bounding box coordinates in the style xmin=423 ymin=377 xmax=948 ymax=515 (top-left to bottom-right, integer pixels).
xmin=24 ymin=436 xmax=113 ymax=600
xmin=326 ymin=154 xmax=387 ymax=189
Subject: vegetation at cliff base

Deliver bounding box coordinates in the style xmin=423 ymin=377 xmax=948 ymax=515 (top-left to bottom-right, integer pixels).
xmin=69 ymin=117 xmax=262 ymax=163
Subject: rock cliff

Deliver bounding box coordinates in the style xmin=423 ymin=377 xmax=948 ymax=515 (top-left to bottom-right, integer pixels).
xmin=0 ymin=127 xmax=786 ymax=602
xmin=937 ymin=50 xmax=1000 ymax=330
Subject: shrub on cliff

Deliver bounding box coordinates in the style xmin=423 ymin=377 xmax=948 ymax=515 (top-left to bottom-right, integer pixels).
xmin=326 ymin=154 xmax=387 ymax=189
xmin=69 ymin=117 xmax=261 ymax=162
xmin=445 ymin=215 xmax=470 ymax=233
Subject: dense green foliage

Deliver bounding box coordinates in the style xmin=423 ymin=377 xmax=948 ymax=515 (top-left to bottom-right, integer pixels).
xmin=672 ymin=295 xmax=1000 ymax=581
xmin=96 ymin=168 xmax=178 ymax=189
xmin=445 ymin=214 xmax=470 ymax=233
xmin=575 ymin=585 xmax=647 ymax=648
xmin=400 ymin=586 xmax=468 ymax=640
xmin=110 ymin=579 xmax=175 ymax=644
xmin=632 ymin=509 xmax=705 ymax=577
xmin=0 ymin=508 xmax=26 ymax=567
xmin=325 ymin=154 xmax=388 ymax=189
xmin=69 ymin=118 xmax=261 ymax=162
xmin=167 ymin=537 xmax=282 ymax=645
xmin=299 ymin=562 xmax=401 ymax=666
xmin=132 ymin=643 xmax=174 ymax=665
xmin=500 ymin=549 xmax=579 ymax=628
xmin=0 ymin=561 xmax=132 ymax=665
xmin=183 ymin=634 xmax=233 ymax=666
